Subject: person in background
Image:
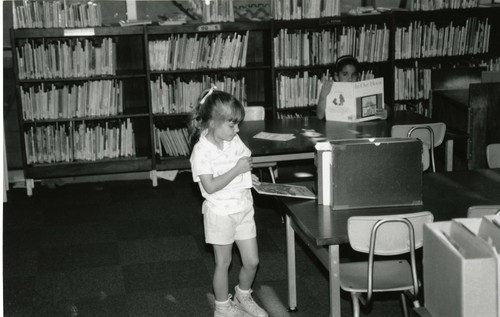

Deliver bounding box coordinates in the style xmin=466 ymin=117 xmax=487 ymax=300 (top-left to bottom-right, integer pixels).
xmin=189 ymin=85 xmax=268 ymax=317
xmin=316 ymin=55 xmax=389 ymax=120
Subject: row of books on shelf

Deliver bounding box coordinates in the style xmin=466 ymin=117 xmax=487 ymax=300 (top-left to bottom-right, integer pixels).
xmin=271 ymin=0 xmax=340 ymax=20
xmin=20 ymin=80 xmax=123 ymax=121
xmin=16 ymin=38 xmax=116 ymax=80
xmin=23 ymin=119 xmax=135 ymax=164
xmin=151 ymin=75 xmax=247 ymax=114
xmin=149 ymin=31 xmax=249 ymax=71
xmin=277 ymin=112 xmax=309 ymax=119
xmin=394 ymin=18 xmax=490 ymax=59
xmin=482 ymin=57 xmax=500 ymax=71
xmin=276 ymin=72 xmax=326 ymax=109
xmin=276 ymin=70 xmax=375 ymax=109
xmin=394 ymin=101 xmax=429 ymax=117
xmin=12 ymin=0 xmax=102 ymax=29
xmin=201 ymin=0 xmax=235 ymax=23
xmin=394 ymin=66 xmax=432 ymax=100
xmin=393 ymin=58 xmax=499 ymax=102
xmin=408 ymin=0 xmax=479 ymax=11
xmin=274 ymin=24 xmax=389 ymax=66
xmin=154 ymin=127 xmax=191 ymax=157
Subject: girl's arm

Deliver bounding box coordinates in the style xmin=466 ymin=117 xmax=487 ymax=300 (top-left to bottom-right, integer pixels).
xmin=317 ymin=80 xmax=333 ymax=120
xmin=198 ymin=156 xmax=252 ymax=194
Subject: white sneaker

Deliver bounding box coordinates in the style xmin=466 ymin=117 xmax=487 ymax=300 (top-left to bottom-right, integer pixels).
xmin=214 ymin=295 xmax=253 ymax=317
xmin=234 ymin=286 xmax=269 ymax=317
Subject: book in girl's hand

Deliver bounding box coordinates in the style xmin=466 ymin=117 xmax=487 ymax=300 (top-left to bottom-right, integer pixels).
xmin=325 ymin=78 xmax=385 ymax=122
xmin=253 ymin=182 xmax=316 ymax=199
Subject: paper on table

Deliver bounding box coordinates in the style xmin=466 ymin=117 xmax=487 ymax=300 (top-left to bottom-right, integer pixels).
xmin=253 ymin=131 xmax=296 ymax=141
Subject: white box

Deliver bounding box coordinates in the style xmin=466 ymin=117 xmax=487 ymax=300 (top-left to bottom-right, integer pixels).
xmin=424 ymin=220 xmax=498 ymax=317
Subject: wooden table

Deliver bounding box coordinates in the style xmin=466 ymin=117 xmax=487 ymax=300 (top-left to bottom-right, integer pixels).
xmin=280 ymin=168 xmax=500 ymax=317
xmin=239 ymin=111 xmax=435 ymax=165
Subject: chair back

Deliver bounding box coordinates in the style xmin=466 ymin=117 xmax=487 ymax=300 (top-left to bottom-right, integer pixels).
xmin=391 ymin=123 xmax=446 ymax=148
xmin=467 ymin=205 xmax=500 ymax=218
xmin=347 ymin=211 xmax=434 ymax=256
xmin=244 ymin=106 xmax=265 ymax=121
xmin=487 ymin=143 xmax=500 ymax=168
xmin=391 ymin=123 xmax=446 ymax=172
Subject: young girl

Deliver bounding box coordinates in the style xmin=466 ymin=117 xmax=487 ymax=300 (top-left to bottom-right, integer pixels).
xmin=189 ymin=85 xmax=268 ymax=317
xmin=316 ymin=55 xmax=390 ymax=120
xmin=316 ymin=55 xmax=360 ymax=120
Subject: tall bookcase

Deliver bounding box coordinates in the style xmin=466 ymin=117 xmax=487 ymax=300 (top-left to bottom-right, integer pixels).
xmin=392 ymin=7 xmax=500 ymax=116
xmin=144 ymin=21 xmax=272 ymax=181
xmin=270 ymin=14 xmax=393 ymax=118
xmin=10 ymin=4 xmax=500 ymax=195
xmin=11 ymin=26 xmax=153 ymax=195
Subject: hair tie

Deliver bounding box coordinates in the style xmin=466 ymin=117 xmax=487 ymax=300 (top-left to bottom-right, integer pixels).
xmin=200 ymin=84 xmax=217 ymax=105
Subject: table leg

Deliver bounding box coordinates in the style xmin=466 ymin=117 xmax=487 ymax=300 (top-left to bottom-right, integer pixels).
xmin=328 ymin=245 xmax=341 ymax=317
xmin=286 ymin=215 xmax=298 ymax=312
xmin=445 ymin=139 xmax=454 ymax=171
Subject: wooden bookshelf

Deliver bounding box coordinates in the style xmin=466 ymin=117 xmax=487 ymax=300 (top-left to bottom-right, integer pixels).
xmin=11 ymin=25 xmax=152 ymax=195
xmin=392 ymin=7 xmax=500 ymax=116
xmin=10 ymin=4 xmax=500 ymax=194
xmin=270 ymin=13 xmax=393 ymax=118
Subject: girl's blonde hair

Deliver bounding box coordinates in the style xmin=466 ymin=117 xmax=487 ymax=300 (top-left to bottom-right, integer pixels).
xmin=189 ymin=86 xmax=245 ymax=148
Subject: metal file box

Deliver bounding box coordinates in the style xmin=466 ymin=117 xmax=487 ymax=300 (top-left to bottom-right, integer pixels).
xmin=316 ymin=137 xmax=423 ymax=210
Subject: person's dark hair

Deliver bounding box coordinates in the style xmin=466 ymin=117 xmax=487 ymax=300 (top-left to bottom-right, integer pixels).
xmin=189 ymin=86 xmax=245 ymax=148
xmin=334 ymin=55 xmax=359 ymax=73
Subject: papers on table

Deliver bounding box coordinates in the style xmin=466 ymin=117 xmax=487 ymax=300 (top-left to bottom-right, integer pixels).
xmin=253 ymin=131 xmax=296 ymax=141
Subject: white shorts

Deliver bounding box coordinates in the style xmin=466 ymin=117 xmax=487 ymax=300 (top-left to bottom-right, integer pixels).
xmin=203 ymin=205 xmax=257 ymax=245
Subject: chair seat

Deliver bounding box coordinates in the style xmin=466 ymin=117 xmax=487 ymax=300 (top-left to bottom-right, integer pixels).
xmin=340 ymin=260 xmax=415 ymax=293
xmin=487 ymin=143 xmax=500 ymax=168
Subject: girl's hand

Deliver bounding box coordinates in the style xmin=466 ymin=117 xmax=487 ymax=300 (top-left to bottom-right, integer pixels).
xmin=319 ymin=80 xmax=334 ymax=97
xmin=251 ymin=173 xmax=261 ymax=186
xmin=376 ymin=108 xmax=388 ymax=120
xmin=235 ymin=156 xmax=252 ymax=174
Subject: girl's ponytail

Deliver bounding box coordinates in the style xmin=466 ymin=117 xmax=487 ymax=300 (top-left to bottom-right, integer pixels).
xmin=189 ymin=85 xmax=216 ymax=149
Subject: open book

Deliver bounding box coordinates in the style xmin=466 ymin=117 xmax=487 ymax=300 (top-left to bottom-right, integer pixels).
xmin=253 ymin=182 xmax=316 ymax=199
xmin=325 ymin=77 xmax=385 ymax=122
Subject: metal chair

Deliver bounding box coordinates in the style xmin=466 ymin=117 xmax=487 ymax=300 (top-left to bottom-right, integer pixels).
xmin=244 ymin=106 xmax=277 ymax=183
xmin=486 ymin=143 xmax=500 ymax=168
xmin=467 ymin=205 xmax=500 ymax=218
xmin=340 ymin=211 xmax=434 ymax=317
xmin=391 ymin=123 xmax=446 ymax=172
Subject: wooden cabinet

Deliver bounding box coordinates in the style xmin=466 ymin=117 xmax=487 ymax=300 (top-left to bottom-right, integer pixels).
xmin=431 ymin=83 xmax=500 ymax=169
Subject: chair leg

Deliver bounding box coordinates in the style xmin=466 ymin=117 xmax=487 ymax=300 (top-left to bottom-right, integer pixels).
xmin=350 ymin=292 xmax=361 ymax=317
xmin=400 ymin=292 xmax=409 ymax=317
xmin=268 ymin=166 xmax=276 ymax=183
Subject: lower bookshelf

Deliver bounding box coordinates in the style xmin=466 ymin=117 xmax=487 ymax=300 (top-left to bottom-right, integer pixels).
xmin=23 ymin=157 xmax=153 ymax=195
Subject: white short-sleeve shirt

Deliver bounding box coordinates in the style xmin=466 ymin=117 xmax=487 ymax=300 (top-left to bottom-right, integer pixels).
xmin=190 ymin=130 xmax=253 ymax=215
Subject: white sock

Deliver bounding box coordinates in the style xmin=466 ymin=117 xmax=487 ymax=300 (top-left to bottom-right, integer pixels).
xmin=215 ymin=298 xmax=230 ymax=306
xmin=236 ymin=285 xmax=250 ymax=294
